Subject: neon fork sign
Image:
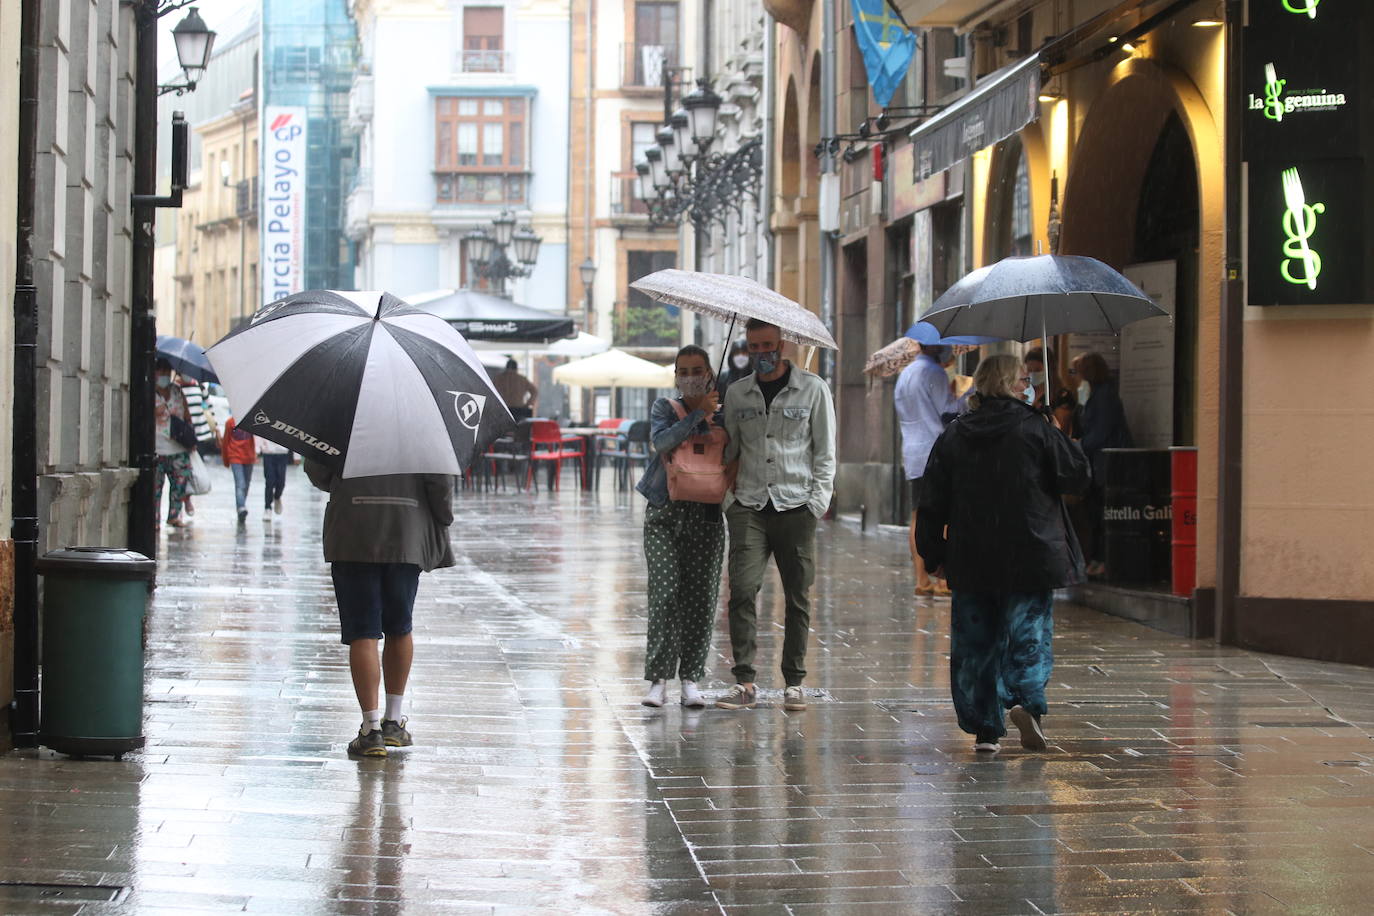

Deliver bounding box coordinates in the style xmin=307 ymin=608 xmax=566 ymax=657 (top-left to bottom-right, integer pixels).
xmin=1282 ymin=0 xmax=1319 ymax=18
xmin=1280 ymin=167 xmax=1324 ymax=290
xmin=1263 ymin=63 xmax=1285 ymax=122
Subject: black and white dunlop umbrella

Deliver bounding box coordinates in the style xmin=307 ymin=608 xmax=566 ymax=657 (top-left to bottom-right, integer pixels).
xmin=206 ymin=290 xmax=514 ymax=478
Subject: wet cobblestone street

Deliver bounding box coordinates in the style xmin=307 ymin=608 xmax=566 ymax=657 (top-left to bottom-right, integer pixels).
xmin=4 ymin=462 xmax=1374 ymax=914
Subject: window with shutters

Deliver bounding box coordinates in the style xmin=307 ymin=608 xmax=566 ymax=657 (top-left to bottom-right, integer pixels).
xmin=434 ymin=96 xmax=528 ymax=205
xmin=462 ymin=7 xmax=506 ymax=73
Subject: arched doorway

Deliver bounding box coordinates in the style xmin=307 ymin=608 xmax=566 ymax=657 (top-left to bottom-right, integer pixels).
xmin=1061 ymin=64 xmax=1210 ymax=450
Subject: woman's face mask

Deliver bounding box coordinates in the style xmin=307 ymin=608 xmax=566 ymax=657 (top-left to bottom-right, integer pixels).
xmin=155 ymin=372 xmax=171 ymax=387
xmin=676 ymin=373 xmax=713 ymax=398
xmin=1077 ymin=380 xmax=1091 ymax=404
xmin=1024 ymin=384 xmax=1036 ymax=405
xmin=1030 ymin=370 xmax=1047 ymax=388
xmin=731 ymin=353 xmax=751 ymax=370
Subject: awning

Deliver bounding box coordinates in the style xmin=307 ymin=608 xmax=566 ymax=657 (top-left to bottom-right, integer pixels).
xmin=909 ymin=54 xmax=1041 ymax=181
xmin=410 ymin=289 xmax=575 ymax=343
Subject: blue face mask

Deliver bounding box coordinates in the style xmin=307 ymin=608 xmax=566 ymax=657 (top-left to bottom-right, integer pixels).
xmin=753 ymin=350 xmax=780 ymax=376
xmin=1024 ymin=384 xmax=1035 ymax=405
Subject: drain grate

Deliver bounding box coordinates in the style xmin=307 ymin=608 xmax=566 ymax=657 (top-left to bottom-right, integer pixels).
xmin=0 ymin=882 xmax=127 ymax=903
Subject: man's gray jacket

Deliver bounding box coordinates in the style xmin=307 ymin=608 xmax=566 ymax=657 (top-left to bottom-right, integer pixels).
xmin=305 ymin=462 xmax=456 ymax=572
xmin=723 ymin=363 xmax=836 ymax=518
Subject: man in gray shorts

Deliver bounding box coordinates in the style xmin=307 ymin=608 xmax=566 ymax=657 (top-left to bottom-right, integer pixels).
xmin=305 ymin=464 xmax=455 ymax=758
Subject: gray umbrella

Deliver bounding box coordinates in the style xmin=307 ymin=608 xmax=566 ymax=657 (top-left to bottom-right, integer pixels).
xmin=920 ymin=255 xmax=1167 ymax=342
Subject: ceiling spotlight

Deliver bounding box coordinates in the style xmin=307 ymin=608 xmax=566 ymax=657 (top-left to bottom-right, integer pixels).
xmin=1037 ymin=88 xmax=1063 ymax=102
xmin=1121 ymin=40 xmax=1139 ymax=53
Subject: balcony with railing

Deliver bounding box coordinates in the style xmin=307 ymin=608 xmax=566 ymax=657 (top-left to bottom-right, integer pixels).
xmin=458 ymin=48 xmax=512 ymax=75
xmin=609 ymin=171 xmax=649 ymax=223
xmin=620 ymin=42 xmax=678 ymax=90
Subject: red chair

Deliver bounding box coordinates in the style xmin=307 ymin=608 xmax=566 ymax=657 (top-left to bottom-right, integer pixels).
xmin=526 ymin=420 xmax=585 ymax=491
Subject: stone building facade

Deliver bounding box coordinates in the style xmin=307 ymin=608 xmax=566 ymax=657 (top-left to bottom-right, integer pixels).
xmin=1 ymin=0 xmax=21 ymax=749
xmin=32 ymin=0 xmax=141 ymax=553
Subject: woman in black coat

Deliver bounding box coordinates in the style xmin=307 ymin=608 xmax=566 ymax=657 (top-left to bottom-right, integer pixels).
xmin=1070 ymin=351 xmax=1133 ymax=576
xmin=917 ymin=354 xmax=1090 ymax=754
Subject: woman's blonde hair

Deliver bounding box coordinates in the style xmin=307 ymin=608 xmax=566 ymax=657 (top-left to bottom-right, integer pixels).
xmin=969 ymin=354 xmax=1022 ymax=409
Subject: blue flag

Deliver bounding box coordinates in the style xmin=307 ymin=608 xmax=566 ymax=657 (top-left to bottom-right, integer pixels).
xmin=851 ymin=0 xmax=917 ymax=108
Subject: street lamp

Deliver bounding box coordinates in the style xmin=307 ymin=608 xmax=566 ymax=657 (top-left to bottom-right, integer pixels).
xmin=511 ymin=226 xmax=542 ymax=266
xmin=579 ymin=257 xmax=597 ymax=334
xmin=465 ymin=212 xmax=542 ymax=297
xmin=681 ymin=79 xmax=723 ymax=153
xmin=657 ymin=125 xmax=683 ymax=176
xmin=491 ymin=209 xmax=517 ymax=246
xmin=160 ymin=6 xmax=217 ymax=96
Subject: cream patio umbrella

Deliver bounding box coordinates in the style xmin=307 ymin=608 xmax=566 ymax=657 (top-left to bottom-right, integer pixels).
xmin=551 ymin=348 xmax=675 ymax=388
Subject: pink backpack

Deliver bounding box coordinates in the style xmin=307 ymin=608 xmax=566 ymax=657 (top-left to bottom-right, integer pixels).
xmin=664 ymin=400 xmax=730 ymax=504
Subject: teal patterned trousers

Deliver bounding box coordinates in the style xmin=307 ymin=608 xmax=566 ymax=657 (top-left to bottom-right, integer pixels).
xmin=643 ymin=501 xmax=725 ymax=682
xmin=949 ymin=590 xmax=1054 ymax=738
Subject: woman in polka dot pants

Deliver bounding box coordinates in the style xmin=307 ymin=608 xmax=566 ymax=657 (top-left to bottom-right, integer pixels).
xmin=634 ymin=345 xmax=731 ymax=709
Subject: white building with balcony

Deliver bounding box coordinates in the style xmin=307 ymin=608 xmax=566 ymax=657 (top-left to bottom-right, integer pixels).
xmin=347 ymin=0 xmax=570 ymax=309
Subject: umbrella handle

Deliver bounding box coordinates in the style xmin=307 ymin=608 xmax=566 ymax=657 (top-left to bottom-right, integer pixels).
xmin=716 ymin=313 xmax=739 ymax=380
xmin=803 ymin=346 xmax=816 ymax=372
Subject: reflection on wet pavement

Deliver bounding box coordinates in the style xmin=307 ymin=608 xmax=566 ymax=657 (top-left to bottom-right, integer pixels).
xmin=3 ymin=462 xmax=1374 ymax=913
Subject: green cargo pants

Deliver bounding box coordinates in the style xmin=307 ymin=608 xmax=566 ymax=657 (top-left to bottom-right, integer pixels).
xmin=643 ymin=500 xmax=725 ymax=682
xmin=725 ymin=502 xmax=817 ymax=686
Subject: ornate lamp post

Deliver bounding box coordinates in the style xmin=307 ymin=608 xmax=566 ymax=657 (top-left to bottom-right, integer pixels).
xmin=465 ymin=209 xmax=542 ymax=298
xmin=631 ymin=77 xmax=762 ymax=229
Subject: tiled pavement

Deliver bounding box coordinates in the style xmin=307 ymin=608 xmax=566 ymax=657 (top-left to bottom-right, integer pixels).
xmin=3 ymin=462 xmax=1374 ymax=914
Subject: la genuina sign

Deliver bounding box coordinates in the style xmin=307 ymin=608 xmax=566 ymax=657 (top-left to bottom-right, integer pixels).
xmin=1244 ymin=0 xmax=1374 ymax=306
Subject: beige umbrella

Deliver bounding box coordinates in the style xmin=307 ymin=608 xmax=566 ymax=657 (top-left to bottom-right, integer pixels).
xmin=551 ymin=348 xmax=675 ymax=388
xmin=864 ymin=337 xmax=921 ymax=378
xmin=630 ymin=269 xmax=838 ymax=350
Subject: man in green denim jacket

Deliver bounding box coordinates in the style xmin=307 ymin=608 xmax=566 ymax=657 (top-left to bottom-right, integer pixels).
xmin=714 ymin=319 xmax=836 ymax=712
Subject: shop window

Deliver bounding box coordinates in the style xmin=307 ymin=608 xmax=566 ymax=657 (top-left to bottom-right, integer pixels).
xmin=462 ymin=7 xmax=505 ymax=73
xmin=987 ymin=137 xmax=1032 ymax=259
xmin=434 ymin=96 xmax=528 ymax=205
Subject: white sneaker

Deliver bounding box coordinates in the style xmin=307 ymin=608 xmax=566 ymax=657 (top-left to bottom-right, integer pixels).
xmin=262 ymin=509 xmax=272 ymax=521
xmin=680 ymin=681 xmax=706 ymax=708
xmin=273 ymin=497 xmax=283 ymax=515
xmin=974 ymin=739 xmax=1001 ymax=754
xmin=641 ymin=681 xmax=665 ymax=708
xmin=783 ymin=686 xmax=808 ymax=711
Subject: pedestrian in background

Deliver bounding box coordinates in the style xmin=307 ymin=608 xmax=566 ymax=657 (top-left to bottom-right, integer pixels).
xmin=716 ymin=319 xmax=836 ymax=713
xmin=153 ymin=359 xmax=194 ymax=528
xmin=715 ymin=340 xmax=752 ymax=399
xmin=917 ymin=354 xmax=1090 ymax=755
xmin=493 ymin=358 xmax=538 ymax=421
xmin=635 ymin=344 xmax=731 ymax=710
xmin=305 ymin=462 xmax=456 ymax=758
xmin=259 ymin=436 xmax=292 ymax=521
xmin=894 ymin=343 xmax=958 ymax=597
xmin=1069 ymin=351 xmax=1132 ymax=577
xmin=1024 ymin=345 xmax=1071 ymax=413
xmin=178 ymin=378 xmax=214 ymax=518
xmin=219 ymin=415 xmax=258 ymax=524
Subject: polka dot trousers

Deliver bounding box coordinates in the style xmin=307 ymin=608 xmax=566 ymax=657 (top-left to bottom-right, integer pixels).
xmin=642 ymin=500 xmax=725 ymax=683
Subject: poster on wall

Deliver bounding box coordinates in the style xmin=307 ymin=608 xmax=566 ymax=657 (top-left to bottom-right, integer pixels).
xmin=260 ymin=106 xmax=308 ymax=305
xmin=1120 ymin=261 xmax=1176 ymax=450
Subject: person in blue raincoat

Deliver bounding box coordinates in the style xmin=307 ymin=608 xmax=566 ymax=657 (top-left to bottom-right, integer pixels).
xmin=916 ymin=354 xmax=1090 ymax=755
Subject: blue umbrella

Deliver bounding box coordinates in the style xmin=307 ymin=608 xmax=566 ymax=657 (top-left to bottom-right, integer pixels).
xmin=903 ymin=321 xmax=1000 ymax=346
xmin=156 ymin=334 xmax=219 ymax=383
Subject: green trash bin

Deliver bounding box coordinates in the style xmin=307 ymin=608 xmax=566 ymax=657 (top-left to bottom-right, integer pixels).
xmin=36 ymin=547 xmax=156 ymax=758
